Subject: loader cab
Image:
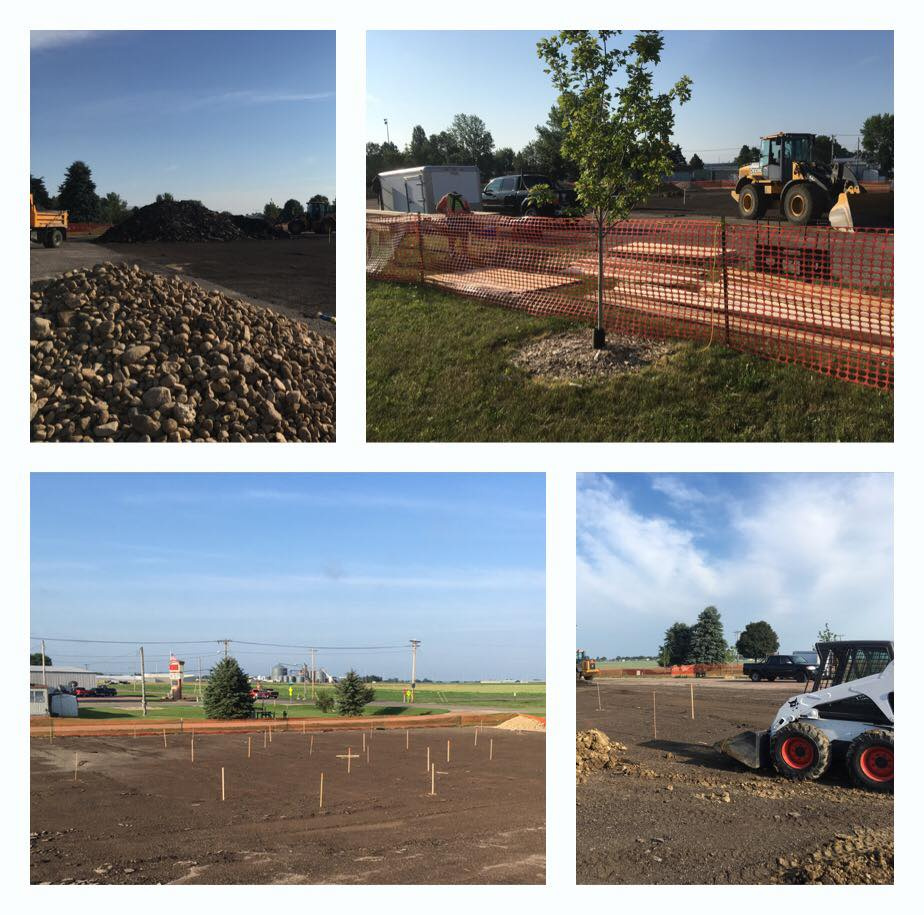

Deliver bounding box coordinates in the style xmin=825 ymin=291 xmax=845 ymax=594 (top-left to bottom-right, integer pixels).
xmin=812 ymin=640 xmax=893 ymax=691
xmin=760 ymin=133 xmax=815 ymax=182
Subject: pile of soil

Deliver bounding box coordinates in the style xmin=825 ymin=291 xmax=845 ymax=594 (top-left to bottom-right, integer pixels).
xmin=495 ymin=715 xmax=545 ymax=732
xmin=30 ymin=263 xmax=335 ymax=442
xmin=772 ymin=829 xmax=893 ymax=885
xmin=576 ymin=729 xmax=627 ymax=783
xmin=229 ymin=214 xmax=290 ymax=240
xmin=512 ymin=331 xmax=675 ymax=382
xmin=99 ymin=200 xmax=245 ymax=244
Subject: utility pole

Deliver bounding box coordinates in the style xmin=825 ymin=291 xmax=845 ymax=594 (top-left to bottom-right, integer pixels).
xmin=410 ymin=639 xmax=421 ymax=701
xmin=40 ymin=639 xmax=47 ymax=689
xmin=384 ymin=118 xmax=390 ymax=144
xmin=219 ymin=639 xmax=230 ymax=659
xmin=139 ymin=646 xmax=148 ymax=717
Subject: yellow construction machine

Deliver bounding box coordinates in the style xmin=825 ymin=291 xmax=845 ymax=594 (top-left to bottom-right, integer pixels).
xmin=576 ymin=649 xmax=600 ymax=681
xmin=30 ymin=194 xmax=68 ymax=248
xmin=731 ymin=133 xmax=892 ymax=230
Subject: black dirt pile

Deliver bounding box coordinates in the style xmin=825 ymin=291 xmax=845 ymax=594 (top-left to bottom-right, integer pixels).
xmin=30 ymin=262 xmax=335 ymax=442
xmin=772 ymin=829 xmax=893 ymax=884
xmin=576 ymin=729 xmax=628 ymax=783
xmin=229 ymin=215 xmax=290 ymax=240
xmin=99 ymin=200 xmax=243 ymax=243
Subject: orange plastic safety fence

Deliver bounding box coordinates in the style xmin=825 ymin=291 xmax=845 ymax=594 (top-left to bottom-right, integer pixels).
xmin=367 ymin=212 xmax=894 ymax=389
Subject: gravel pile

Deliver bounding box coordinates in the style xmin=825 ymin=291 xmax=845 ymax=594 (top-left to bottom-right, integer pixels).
xmin=772 ymin=829 xmax=893 ymax=884
xmin=576 ymin=729 xmax=628 ymax=783
xmin=494 ymin=715 xmax=546 ymax=732
xmin=99 ymin=200 xmax=244 ymax=243
xmin=30 ymin=263 xmax=335 ymax=442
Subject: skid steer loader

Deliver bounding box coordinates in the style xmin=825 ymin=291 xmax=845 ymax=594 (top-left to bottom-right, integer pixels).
xmin=731 ymin=133 xmax=893 ymax=230
xmin=717 ymin=640 xmax=893 ymax=792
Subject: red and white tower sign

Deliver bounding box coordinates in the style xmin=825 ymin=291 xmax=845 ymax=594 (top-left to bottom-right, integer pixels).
xmin=168 ymin=654 xmax=185 ymax=700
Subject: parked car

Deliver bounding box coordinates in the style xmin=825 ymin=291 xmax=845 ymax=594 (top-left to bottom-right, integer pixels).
xmin=481 ymin=174 xmax=574 ymax=216
xmin=73 ymin=687 xmax=97 ymax=697
xmin=94 ymin=685 xmax=117 ymax=696
xmin=742 ymin=653 xmax=819 ymax=683
xmin=250 ymin=688 xmax=279 ymax=700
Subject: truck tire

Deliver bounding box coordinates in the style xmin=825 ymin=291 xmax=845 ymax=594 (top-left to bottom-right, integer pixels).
xmin=737 ymin=183 xmax=765 ymax=220
xmin=750 ymin=672 xmax=762 ymax=682
xmin=771 ymin=720 xmax=831 ymax=781
xmin=783 ymin=184 xmax=816 ymax=225
xmin=43 ymin=228 xmax=64 ymax=248
xmin=846 ymin=729 xmax=893 ymax=793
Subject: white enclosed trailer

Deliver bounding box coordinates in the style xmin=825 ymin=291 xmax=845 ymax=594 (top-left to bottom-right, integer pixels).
xmin=376 ymin=165 xmax=483 ymax=214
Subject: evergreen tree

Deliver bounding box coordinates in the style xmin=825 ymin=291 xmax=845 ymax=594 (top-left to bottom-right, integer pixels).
xmin=31 ymin=175 xmax=52 ymax=208
xmin=861 ymin=113 xmax=893 ymax=177
xmin=282 ymin=198 xmax=305 ymax=219
xmin=30 ymin=651 xmax=52 ymax=666
xmin=689 ymin=605 xmax=727 ymax=663
xmin=736 ymin=621 xmax=779 ymax=659
xmin=57 ymin=160 xmax=101 ymax=221
xmin=203 ymin=657 xmax=255 ymax=720
xmin=263 ymin=199 xmax=281 ymax=221
xmin=155 ymin=192 xmax=175 ymax=203
xmin=688 ymin=153 xmax=704 ymax=171
xmin=334 ymin=669 xmax=376 ymax=717
xmin=657 ymin=622 xmax=692 ymax=666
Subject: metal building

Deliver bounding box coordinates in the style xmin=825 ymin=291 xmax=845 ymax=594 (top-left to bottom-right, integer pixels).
xmin=29 ymin=666 xmax=101 ymax=691
xmin=271 ymin=664 xmax=288 ymax=682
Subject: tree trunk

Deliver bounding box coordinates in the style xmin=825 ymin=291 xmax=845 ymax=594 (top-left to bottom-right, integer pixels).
xmin=593 ymin=215 xmax=606 ymax=348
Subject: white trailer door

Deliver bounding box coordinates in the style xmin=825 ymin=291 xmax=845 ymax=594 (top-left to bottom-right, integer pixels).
xmin=404 ymin=176 xmax=426 ymax=213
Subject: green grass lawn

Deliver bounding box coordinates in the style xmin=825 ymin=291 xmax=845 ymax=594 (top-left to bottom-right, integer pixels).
xmin=367 ymin=281 xmax=893 ymax=442
xmin=78 ymin=703 xmax=450 ymax=721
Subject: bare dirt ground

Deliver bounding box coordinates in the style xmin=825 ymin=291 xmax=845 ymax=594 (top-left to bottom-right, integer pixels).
xmin=31 ymin=236 xmax=335 ymax=337
xmin=576 ymin=679 xmax=892 ymax=885
xmin=31 ymin=725 xmax=544 ymax=885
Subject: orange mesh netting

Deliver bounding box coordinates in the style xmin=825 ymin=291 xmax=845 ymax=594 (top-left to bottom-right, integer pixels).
xmin=367 ymin=212 xmax=893 ymax=389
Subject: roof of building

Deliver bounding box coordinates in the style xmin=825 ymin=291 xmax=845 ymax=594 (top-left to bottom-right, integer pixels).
xmin=29 ymin=666 xmax=102 ymax=674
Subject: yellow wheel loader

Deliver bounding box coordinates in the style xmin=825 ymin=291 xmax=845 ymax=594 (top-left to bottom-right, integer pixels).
xmin=731 ymin=133 xmax=892 ymax=230
xmin=30 ymin=194 xmax=68 ymax=248
xmin=576 ymin=649 xmax=600 ymax=681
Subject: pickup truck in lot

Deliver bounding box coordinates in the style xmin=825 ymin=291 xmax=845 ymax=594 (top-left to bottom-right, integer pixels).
xmin=481 ymin=173 xmax=575 ymax=216
xmin=742 ymin=652 xmax=819 ymax=683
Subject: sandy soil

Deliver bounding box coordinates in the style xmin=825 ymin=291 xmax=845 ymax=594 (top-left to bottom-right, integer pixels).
xmin=31 ymin=725 xmax=544 ymax=885
xmin=576 ymin=679 xmax=892 ymax=885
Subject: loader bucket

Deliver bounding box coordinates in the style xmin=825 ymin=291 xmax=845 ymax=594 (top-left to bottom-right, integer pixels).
xmin=829 ymin=188 xmax=894 ymax=231
xmin=715 ymin=729 xmax=770 ymax=770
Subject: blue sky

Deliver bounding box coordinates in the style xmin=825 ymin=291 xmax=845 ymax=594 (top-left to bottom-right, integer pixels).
xmin=577 ymin=473 xmax=893 ymax=657
xmin=31 ymin=31 xmax=335 ymax=213
xmin=367 ymin=30 xmax=893 ymax=162
xmin=31 ymin=474 xmax=546 ymax=681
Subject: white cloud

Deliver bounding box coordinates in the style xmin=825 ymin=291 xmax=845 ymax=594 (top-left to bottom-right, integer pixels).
xmin=31 ymin=31 xmax=105 ymax=52
xmin=577 ymin=474 xmax=892 ymax=653
xmin=178 ymin=90 xmax=334 ymax=111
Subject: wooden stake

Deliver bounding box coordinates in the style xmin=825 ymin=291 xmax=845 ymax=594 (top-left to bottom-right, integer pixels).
xmin=162 ymin=728 xmax=167 ymax=749
xmin=263 ymin=729 xmax=267 ymax=749
xmin=430 ymin=762 xmax=435 ymax=796
xmin=74 ymin=751 xmax=78 ymax=782
xmin=474 ymin=727 xmax=478 ymax=747
xmin=190 ymin=735 xmax=195 ymax=764
xmin=653 ymin=691 xmax=658 ymax=739
xmin=221 ymin=767 xmax=226 ymax=801
xmin=426 ymin=746 xmax=430 ymax=773
xmin=489 ymin=738 xmax=494 ymax=761
xmin=248 ymin=736 xmax=252 ymax=759
xmin=447 ymin=739 xmax=451 ymax=763
xmin=319 ymin=772 xmax=324 ymax=809
xmin=309 ymin=734 xmax=314 ymax=757
xmin=690 ymin=682 xmax=695 ymax=720
xmin=596 ymin=681 xmax=603 ymax=711
xmin=49 ymin=717 xmax=54 ymax=743
xmin=366 ymin=744 xmax=370 ymax=766
xmin=337 ymin=747 xmax=359 ymax=774
xmin=269 ymin=726 xmax=273 ymax=744
xmin=406 ymin=729 xmax=409 ymax=750
xmin=362 ymin=732 xmax=366 ymax=752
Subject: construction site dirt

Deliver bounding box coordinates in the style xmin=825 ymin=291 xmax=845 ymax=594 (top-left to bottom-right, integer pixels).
xmin=30 ymin=235 xmax=335 ymax=337
xmin=31 ymin=725 xmax=545 ymax=885
xmin=576 ymin=679 xmax=892 ymax=885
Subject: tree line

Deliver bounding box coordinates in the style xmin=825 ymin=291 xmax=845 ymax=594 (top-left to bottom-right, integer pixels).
xmin=31 ymin=160 xmax=328 ymax=225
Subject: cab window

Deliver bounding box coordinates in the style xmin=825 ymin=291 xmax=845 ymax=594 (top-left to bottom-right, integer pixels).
xmin=484 ymin=179 xmax=501 ymax=193
xmin=499 ymin=177 xmax=516 ymax=192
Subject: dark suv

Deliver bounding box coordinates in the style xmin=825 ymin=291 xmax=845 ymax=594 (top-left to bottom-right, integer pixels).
xmin=481 ymin=174 xmax=572 ymax=216
xmin=742 ymin=653 xmax=819 ymax=683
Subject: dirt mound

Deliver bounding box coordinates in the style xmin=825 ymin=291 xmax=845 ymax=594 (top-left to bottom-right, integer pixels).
xmin=229 ymin=215 xmax=290 ymax=240
xmin=576 ymin=729 xmax=627 ymax=783
xmin=99 ymin=200 xmax=244 ymax=243
xmin=513 ymin=331 xmax=676 ymax=382
xmin=494 ymin=715 xmax=545 ymax=732
xmin=30 ymin=262 xmax=335 ymax=442
xmin=772 ymin=828 xmax=893 ymax=884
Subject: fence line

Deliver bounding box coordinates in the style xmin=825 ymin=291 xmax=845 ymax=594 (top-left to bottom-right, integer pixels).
xmin=367 ymin=212 xmax=894 ymax=389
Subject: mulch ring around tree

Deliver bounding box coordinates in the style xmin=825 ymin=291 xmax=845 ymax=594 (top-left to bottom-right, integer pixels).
xmin=511 ymin=329 xmax=677 ymax=383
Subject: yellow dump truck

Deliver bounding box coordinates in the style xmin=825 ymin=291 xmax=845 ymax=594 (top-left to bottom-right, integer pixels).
xmin=30 ymin=194 xmax=68 ymax=248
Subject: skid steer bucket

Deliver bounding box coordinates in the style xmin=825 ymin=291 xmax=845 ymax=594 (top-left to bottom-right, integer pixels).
xmin=829 ymin=187 xmax=894 ymax=231
xmin=715 ymin=729 xmax=770 ymax=770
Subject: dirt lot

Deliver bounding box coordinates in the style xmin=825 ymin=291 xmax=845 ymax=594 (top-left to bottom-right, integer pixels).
xmin=576 ymin=679 xmax=892 ymax=885
xmin=31 ymin=725 xmax=544 ymax=884
xmin=30 ymin=235 xmax=335 ymax=336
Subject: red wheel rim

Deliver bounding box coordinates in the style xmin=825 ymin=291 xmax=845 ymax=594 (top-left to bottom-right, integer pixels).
xmin=859 ymin=745 xmax=893 ymax=782
xmin=780 ymin=735 xmax=816 ymax=770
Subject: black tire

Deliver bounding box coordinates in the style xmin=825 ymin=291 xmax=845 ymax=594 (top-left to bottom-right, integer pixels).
xmin=522 ymin=205 xmax=538 ymax=218
xmin=737 ymin=183 xmax=765 ymax=220
xmin=767 ymin=676 xmax=776 ymax=682
xmin=43 ymin=228 xmax=64 ymax=248
xmin=783 ymin=184 xmax=816 ymax=225
xmin=846 ymin=729 xmax=893 ymax=793
xmin=750 ymin=672 xmax=762 ymax=682
xmin=771 ymin=720 xmax=831 ymax=781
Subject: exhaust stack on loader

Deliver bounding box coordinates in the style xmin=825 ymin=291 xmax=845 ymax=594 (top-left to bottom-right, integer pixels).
xmin=717 ymin=640 xmax=894 ymax=792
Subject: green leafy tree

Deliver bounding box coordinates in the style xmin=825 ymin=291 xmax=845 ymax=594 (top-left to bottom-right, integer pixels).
xmin=203 ymin=657 xmax=255 ymax=720
xmin=688 ymin=153 xmax=704 ymax=171
xmin=516 ymin=105 xmax=574 ymax=178
xmin=861 ymin=113 xmax=893 ymax=177
xmin=263 ymin=199 xmax=281 ymax=221
xmin=408 ymin=124 xmax=431 ymax=162
xmin=99 ymin=191 xmax=130 ymax=224
xmin=657 ymin=622 xmax=692 ymax=666
xmin=155 ymin=192 xmax=175 ymax=204
xmin=538 ymin=30 xmax=691 ymax=348
xmin=428 ymin=131 xmax=462 ymax=165
xmin=736 ymin=621 xmax=780 ymax=659
xmin=734 ymin=144 xmax=760 ymax=167
xmin=817 ymin=622 xmax=843 ymax=642
xmin=282 ymin=198 xmax=305 ymax=219
xmin=308 ymin=194 xmax=330 ymax=205
xmin=57 ymin=160 xmax=101 ymax=221
xmin=31 ymin=175 xmax=52 ymax=208
xmin=814 ymin=135 xmax=853 ymax=164
xmin=689 ymin=605 xmax=727 ymax=664
xmin=366 ymin=140 xmax=406 ymax=186
xmin=491 ymin=146 xmax=516 ymax=177
xmin=30 ymin=651 xmax=52 ymax=666
xmin=334 ymin=669 xmax=376 ymax=717
xmin=448 ymin=113 xmax=494 ymax=172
